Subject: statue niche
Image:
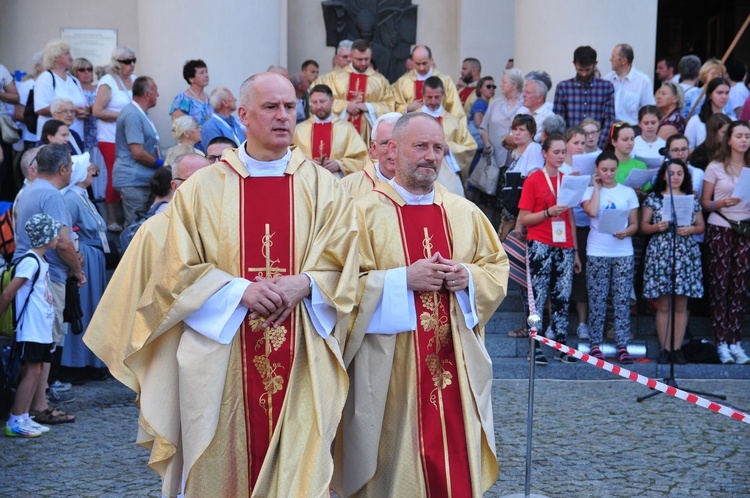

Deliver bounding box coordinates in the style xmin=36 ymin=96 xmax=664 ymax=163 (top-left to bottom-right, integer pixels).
xmin=322 ymin=0 xmax=418 ymax=83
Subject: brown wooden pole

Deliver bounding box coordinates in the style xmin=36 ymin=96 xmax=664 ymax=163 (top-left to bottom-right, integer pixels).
xmin=685 ymin=12 xmax=750 ymax=119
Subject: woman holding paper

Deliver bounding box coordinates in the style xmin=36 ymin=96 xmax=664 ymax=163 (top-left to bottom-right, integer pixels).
xmin=582 ymin=151 xmax=639 ymax=363
xmin=562 ymin=126 xmax=592 ymax=340
xmin=685 ymin=77 xmax=731 ymax=151
xmin=633 ymin=106 xmax=666 ymax=159
xmin=641 ymin=159 xmax=704 ymax=364
xmin=518 ymin=134 xmax=582 ymax=363
xmin=605 ymin=122 xmax=647 ymax=189
xmin=701 ymin=121 xmax=750 ymax=364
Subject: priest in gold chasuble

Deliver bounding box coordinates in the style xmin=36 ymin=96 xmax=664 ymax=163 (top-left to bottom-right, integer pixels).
xmin=392 ymin=45 xmax=466 ymax=120
xmin=334 ymin=113 xmax=508 ymax=498
xmin=293 ymin=84 xmax=368 ymax=177
xmin=325 ymin=39 xmax=396 ymax=144
xmin=341 ymin=111 xmax=401 ymax=199
xmin=86 ymin=73 xmax=358 ymax=498
xmin=420 ymin=76 xmax=477 ymax=197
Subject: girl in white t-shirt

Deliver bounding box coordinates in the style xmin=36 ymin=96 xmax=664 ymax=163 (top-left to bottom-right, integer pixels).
xmin=581 ymin=151 xmax=639 ymax=363
xmin=633 ymin=106 xmax=666 ymax=159
xmin=0 ymin=214 xmax=61 ymax=437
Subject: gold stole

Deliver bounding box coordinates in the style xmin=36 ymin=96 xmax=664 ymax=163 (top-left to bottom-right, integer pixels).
xmin=311 ymin=122 xmax=333 ymax=162
xmin=239 ymin=175 xmax=296 ymax=487
xmin=347 ymin=73 xmax=367 ymax=133
xmin=459 ymin=86 xmax=474 ymax=105
xmin=414 ymin=80 xmax=425 ymax=101
xmin=395 ymin=202 xmax=472 ymax=498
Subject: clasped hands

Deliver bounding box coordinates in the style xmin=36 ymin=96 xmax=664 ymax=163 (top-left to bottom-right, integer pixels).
xmin=241 ymin=274 xmax=310 ymax=329
xmin=406 ymin=253 xmax=468 ymax=293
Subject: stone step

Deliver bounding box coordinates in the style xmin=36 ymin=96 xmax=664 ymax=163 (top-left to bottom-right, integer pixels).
xmin=489 ymin=357 xmax=750 ymax=380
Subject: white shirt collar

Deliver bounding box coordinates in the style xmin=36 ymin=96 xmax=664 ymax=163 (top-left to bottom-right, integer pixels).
xmin=313 ymin=114 xmax=334 ymax=124
xmin=420 ymin=104 xmax=444 ymax=118
xmin=349 ymin=63 xmax=367 ymax=75
xmin=389 ymin=178 xmax=434 ymax=205
xmin=415 ymin=68 xmax=434 ymax=81
xmin=374 ymin=161 xmax=390 ymax=182
xmin=237 ymin=142 xmax=292 ymax=177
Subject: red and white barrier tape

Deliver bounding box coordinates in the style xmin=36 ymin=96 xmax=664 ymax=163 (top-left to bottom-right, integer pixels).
xmin=531 ymin=331 xmax=750 ymax=425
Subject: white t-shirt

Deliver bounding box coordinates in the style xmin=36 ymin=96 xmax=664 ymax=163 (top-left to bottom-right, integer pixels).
xmin=633 ymin=135 xmax=666 ymax=159
xmin=13 ymin=251 xmax=54 ymax=344
xmin=0 ymin=64 xmax=13 ymax=117
xmin=582 ymin=183 xmax=639 ymax=257
xmin=684 ymin=115 xmax=707 ymax=150
xmin=96 ymin=73 xmax=135 ymax=143
xmin=507 ymin=141 xmax=544 ymax=177
xmin=33 ymin=70 xmax=86 ymax=138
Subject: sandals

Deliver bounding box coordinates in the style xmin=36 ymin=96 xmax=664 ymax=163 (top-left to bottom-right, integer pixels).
xmin=107 ymin=223 xmax=123 ymax=233
xmin=617 ymin=347 xmax=633 ymax=365
xmin=507 ymin=326 xmax=529 ymax=338
xmin=30 ymin=407 xmax=76 ymax=425
xmin=589 ymin=346 xmax=604 ymax=360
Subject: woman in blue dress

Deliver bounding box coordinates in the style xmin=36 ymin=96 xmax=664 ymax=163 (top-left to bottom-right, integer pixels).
xmin=61 ymin=162 xmax=108 ymax=374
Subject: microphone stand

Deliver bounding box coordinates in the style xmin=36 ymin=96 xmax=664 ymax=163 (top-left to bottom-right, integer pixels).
xmin=638 ymin=156 xmax=724 ymax=402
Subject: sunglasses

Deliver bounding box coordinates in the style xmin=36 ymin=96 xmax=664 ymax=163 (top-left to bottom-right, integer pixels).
xmin=118 ymin=58 xmax=137 ymax=65
xmin=484 ymin=85 xmax=497 ymax=89
xmin=77 ymin=67 xmax=94 ymax=73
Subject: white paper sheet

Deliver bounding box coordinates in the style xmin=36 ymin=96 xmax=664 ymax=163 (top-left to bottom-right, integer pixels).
xmin=634 ymin=154 xmax=664 ymax=169
xmin=731 ymin=168 xmax=750 ymax=201
xmin=557 ymin=174 xmax=591 ymax=207
xmin=660 ymin=194 xmax=695 ymax=226
xmin=571 ymin=151 xmax=599 ymax=176
xmin=623 ymin=168 xmax=656 ymax=188
xmin=597 ymin=208 xmax=631 ymax=235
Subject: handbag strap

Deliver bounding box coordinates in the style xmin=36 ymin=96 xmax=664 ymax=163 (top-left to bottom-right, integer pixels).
xmin=714 ymin=210 xmax=735 ymax=224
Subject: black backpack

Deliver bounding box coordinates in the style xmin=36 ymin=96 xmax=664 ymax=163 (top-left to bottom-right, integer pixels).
xmin=23 ymin=70 xmax=55 ymax=132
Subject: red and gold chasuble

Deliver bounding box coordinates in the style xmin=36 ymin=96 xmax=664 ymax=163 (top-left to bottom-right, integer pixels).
xmin=459 ymin=86 xmax=474 ymax=105
xmin=239 ymin=175 xmax=296 ymax=487
xmin=347 ymin=73 xmax=368 ymax=133
xmin=311 ymin=122 xmax=333 ymax=162
xmin=396 ymin=203 xmax=471 ymax=498
xmin=414 ymin=80 xmax=425 ymax=101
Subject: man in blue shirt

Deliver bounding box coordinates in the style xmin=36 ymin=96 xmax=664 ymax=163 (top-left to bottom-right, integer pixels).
xmin=553 ymin=46 xmax=615 ymax=148
xmin=200 ymin=87 xmax=245 ymax=150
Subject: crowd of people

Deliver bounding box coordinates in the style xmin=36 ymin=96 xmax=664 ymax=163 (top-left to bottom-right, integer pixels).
xmin=0 ymin=34 xmax=748 ymax=497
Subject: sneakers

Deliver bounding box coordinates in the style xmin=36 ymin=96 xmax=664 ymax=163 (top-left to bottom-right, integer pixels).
xmin=717 ymin=343 xmax=735 ymax=364
xmin=617 ymin=347 xmax=633 ymax=365
xmin=729 ymin=343 xmax=750 ymax=365
xmin=47 ymin=387 xmax=77 ymax=404
xmin=556 ymin=351 xmax=578 ymax=364
xmin=25 ymin=418 xmax=50 ymax=434
xmin=576 ymin=323 xmax=590 ymax=339
xmin=5 ymin=420 xmax=42 ymax=438
xmin=49 ymin=380 xmax=72 ymax=392
xmin=589 ymin=346 xmax=604 ymax=360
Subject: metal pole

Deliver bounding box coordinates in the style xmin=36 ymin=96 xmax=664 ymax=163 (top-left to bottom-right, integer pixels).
xmin=524 ymin=313 xmax=541 ymax=498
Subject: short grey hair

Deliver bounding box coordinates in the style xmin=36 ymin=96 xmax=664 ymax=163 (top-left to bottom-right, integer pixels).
xmin=678 ymin=55 xmax=701 ymax=81
xmin=42 ymin=39 xmax=71 ymax=70
xmin=36 ymin=144 xmax=70 ymax=176
xmin=110 ymin=47 xmax=136 ymax=75
xmin=526 ymin=71 xmax=552 ymax=97
xmin=525 ymin=79 xmax=548 ymax=100
xmin=660 ymin=81 xmax=686 ymax=110
xmin=542 ymin=114 xmax=566 ymax=136
xmin=20 ymin=147 xmax=41 ymax=179
xmin=337 ymin=40 xmax=353 ymax=54
xmin=371 ymin=112 xmax=403 ymax=141
xmin=504 ymin=68 xmax=525 ymax=95
xmin=209 ymin=86 xmax=232 ymax=109
xmin=50 ymin=98 xmax=74 ymax=115
xmin=391 ymin=112 xmax=441 ymax=142
xmin=172 ymin=152 xmax=207 ymax=180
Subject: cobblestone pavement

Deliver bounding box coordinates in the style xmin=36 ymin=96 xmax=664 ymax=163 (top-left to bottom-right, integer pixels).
xmin=1 ymin=376 xmax=748 ymax=497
